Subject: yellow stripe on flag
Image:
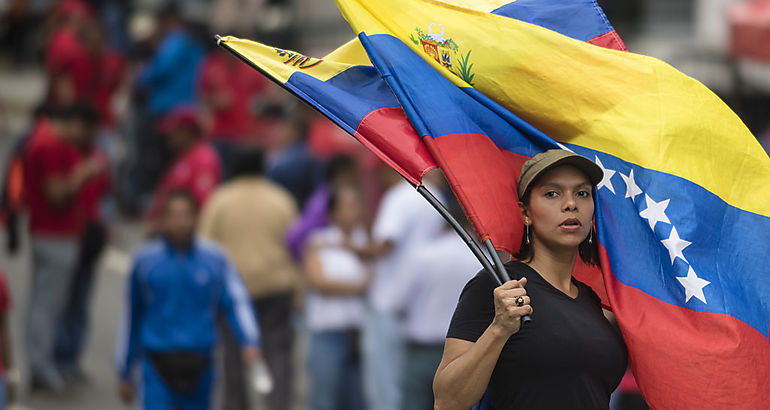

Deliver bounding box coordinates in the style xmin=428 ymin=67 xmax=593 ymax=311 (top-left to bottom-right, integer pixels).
xmin=219 ymin=36 xmax=367 ymax=83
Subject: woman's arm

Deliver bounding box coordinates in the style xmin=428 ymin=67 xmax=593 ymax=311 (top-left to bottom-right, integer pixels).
xmin=303 ymin=243 xmax=367 ymax=296
xmin=433 ymin=278 xmax=532 ymax=410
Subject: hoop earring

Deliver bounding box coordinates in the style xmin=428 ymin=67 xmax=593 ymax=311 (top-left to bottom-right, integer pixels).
xmin=525 ymin=224 xmax=531 ymax=245
xmin=588 ymin=229 xmax=593 ymax=245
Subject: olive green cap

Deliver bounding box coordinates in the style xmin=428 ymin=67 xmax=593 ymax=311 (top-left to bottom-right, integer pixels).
xmin=517 ymin=149 xmax=604 ymax=198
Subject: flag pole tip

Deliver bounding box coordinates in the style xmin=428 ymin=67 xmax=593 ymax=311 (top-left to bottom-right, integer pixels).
xmin=214 ymin=34 xmax=223 ymax=45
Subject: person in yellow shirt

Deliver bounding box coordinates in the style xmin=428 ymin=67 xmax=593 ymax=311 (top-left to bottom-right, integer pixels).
xmin=198 ymin=147 xmax=298 ymax=410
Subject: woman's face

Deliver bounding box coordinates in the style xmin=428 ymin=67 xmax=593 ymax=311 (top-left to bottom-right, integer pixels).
xmin=331 ymin=188 xmax=363 ymax=230
xmin=521 ymin=165 xmax=594 ymax=252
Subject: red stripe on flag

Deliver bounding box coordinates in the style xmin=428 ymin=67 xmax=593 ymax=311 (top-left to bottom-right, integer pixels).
xmin=354 ymin=107 xmax=437 ymax=185
xmin=586 ymin=29 xmax=627 ymax=51
xmin=424 ymin=132 xmax=527 ymax=253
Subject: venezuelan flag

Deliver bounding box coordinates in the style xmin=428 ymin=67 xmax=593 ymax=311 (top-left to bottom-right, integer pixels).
xmin=217 ymin=0 xmax=624 ymax=187
xmin=336 ymin=0 xmax=770 ymax=408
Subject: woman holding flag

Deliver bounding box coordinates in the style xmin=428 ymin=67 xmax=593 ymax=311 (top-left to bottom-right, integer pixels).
xmin=433 ymin=150 xmax=628 ymax=410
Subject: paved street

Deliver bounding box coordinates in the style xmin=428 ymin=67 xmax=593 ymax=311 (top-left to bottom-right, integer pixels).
xmin=1 ymin=237 xmax=131 ymax=410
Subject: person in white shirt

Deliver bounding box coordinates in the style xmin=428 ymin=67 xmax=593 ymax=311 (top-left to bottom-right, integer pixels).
xmin=303 ymin=185 xmax=369 ymax=410
xmin=351 ymin=168 xmax=446 ymax=410
xmin=386 ymin=201 xmax=481 ymax=410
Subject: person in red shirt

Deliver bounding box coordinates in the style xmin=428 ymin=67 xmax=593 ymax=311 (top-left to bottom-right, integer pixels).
xmin=145 ymin=107 xmax=222 ymax=233
xmin=54 ymin=139 xmax=111 ymax=383
xmin=23 ymin=103 xmax=103 ymax=392
xmin=198 ymin=48 xmax=268 ymax=178
xmin=44 ymin=1 xmax=98 ymax=108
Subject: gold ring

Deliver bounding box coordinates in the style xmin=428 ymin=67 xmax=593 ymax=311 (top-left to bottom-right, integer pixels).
xmin=515 ymin=296 xmax=525 ymax=307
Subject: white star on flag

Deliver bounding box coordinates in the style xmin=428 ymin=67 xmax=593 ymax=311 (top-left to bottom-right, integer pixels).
xmin=594 ymin=156 xmax=616 ymax=194
xmin=639 ymin=194 xmax=671 ymax=231
xmin=620 ymin=169 xmax=643 ymax=200
xmin=676 ymin=266 xmax=710 ymax=304
xmin=661 ymin=226 xmax=691 ymax=264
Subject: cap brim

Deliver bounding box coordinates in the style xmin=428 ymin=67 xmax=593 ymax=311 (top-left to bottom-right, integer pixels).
xmin=519 ymin=154 xmax=604 ymax=198
xmin=540 ymin=155 xmax=604 ymax=187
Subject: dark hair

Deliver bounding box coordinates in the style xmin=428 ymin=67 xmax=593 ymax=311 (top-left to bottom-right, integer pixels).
xmin=53 ymin=102 xmax=99 ymax=125
xmin=513 ymin=184 xmax=600 ymax=267
xmin=158 ymin=2 xmax=182 ymax=21
xmin=164 ymin=189 xmax=198 ymax=214
xmin=325 ymin=155 xmax=357 ymax=183
xmin=231 ymin=147 xmax=265 ymax=177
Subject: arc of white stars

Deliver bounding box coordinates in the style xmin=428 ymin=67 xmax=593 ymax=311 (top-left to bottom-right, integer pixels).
xmin=676 ymin=266 xmax=710 ymax=304
xmin=660 ymin=226 xmax=691 ymax=264
xmin=639 ymin=194 xmax=671 ymax=231
xmin=619 ymin=169 xmax=643 ymax=201
xmin=594 ymin=156 xmax=616 ymax=194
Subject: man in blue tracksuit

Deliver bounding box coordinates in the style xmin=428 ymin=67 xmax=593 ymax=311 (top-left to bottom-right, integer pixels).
xmin=115 ymin=189 xmax=260 ymax=410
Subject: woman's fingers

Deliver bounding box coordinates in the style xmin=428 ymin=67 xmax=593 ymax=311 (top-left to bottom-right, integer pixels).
xmin=501 ymin=295 xmax=530 ymax=307
xmin=498 ymin=277 xmax=527 ymax=290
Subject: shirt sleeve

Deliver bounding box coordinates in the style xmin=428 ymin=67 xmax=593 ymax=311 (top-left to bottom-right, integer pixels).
xmin=115 ymin=259 xmax=143 ymax=381
xmin=384 ymin=250 xmax=425 ymax=314
xmin=372 ymin=192 xmax=410 ymax=243
xmin=138 ymin=35 xmax=183 ymax=87
xmin=446 ymin=272 xmax=496 ymax=342
xmin=218 ymin=255 xmax=261 ymax=347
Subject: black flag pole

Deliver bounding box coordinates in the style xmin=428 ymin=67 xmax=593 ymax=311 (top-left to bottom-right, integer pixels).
xmin=415 ymin=185 xmax=503 ymax=287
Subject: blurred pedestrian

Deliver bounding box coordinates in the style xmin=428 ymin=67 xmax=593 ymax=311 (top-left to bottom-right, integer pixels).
xmin=89 ymin=22 xmax=127 ymax=131
xmin=23 ymin=103 xmax=104 ymax=392
xmin=286 ymin=154 xmax=359 ymax=261
xmin=53 ymin=108 xmax=111 ymax=383
xmin=44 ymin=0 xmax=97 ymax=108
xmin=265 ymin=111 xmax=322 ymax=208
xmin=133 ymin=2 xmax=204 ymax=202
xmin=0 ymin=269 xmax=16 ymax=408
xmin=303 ymin=185 xmax=369 ymax=410
xmin=351 ymin=168 xmax=446 ymax=410
xmin=145 ymin=106 xmax=221 ymax=233
xmin=385 ymin=200 xmax=478 ymax=410
xmin=198 ymin=148 xmax=299 ymax=410
xmin=115 ymin=190 xmax=261 ymax=410
xmin=198 ymin=47 xmax=268 ymax=178
xmin=136 ymin=3 xmax=203 ymax=118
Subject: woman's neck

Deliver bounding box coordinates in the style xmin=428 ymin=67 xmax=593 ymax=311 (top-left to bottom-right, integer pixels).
xmin=526 ymin=239 xmax=578 ymax=296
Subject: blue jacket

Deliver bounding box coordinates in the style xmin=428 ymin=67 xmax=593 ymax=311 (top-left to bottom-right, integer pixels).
xmin=137 ymin=28 xmax=204 ymax=116
xmin=116 ymin=238 xmax=260 ymax=380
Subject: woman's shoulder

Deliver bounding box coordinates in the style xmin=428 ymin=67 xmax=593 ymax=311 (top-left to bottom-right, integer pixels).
xmin=462 ymin=269 xmax=497 ymax=294
xmin=503 ymin=260 xmax=534 ymax=281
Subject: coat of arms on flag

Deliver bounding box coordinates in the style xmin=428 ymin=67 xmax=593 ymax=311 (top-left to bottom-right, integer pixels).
xmin=411 ymin=23 xmax=475 ymax=85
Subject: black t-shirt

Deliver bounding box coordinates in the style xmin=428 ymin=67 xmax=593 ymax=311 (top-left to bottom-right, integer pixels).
xmin=447 ymin=261 xmax=628 ymax=410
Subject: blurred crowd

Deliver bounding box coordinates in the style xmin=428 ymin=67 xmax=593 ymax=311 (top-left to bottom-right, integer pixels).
xmin=0 ymin=1 xmax=493 ymax=409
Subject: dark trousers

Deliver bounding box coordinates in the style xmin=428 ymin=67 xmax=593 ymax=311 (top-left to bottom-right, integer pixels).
xmin=401 ymin=342 xmax=444 ymax=410
xmin=222 ymin=292 xmax=294 ymax=410
xmin=54 ymin=222 xmax=106 ymax=375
